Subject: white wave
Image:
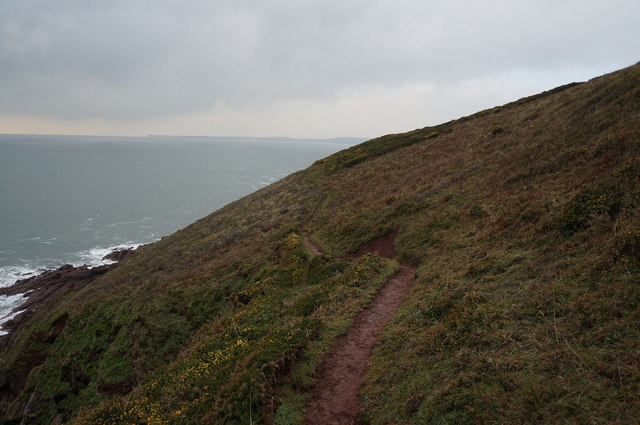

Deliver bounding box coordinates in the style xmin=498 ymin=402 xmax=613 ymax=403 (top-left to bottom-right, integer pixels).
xmin=0 ymin=265 xmax=43 ymax=288
xmin=73 ymin=242 xmax=144 ymax=268
xmin=258 ymin=175 xmax=282 ymax=186
xmin=0 ymin=293 xmax=28 ymax=335
xmin=0 ymin=298 xmax=25 ymax=321
xmin=0 ymin=242 xmax=146 ymax=289
xmin=107 ymin=218 xmax=151 ymax=228
xmin=18 ymin=236 xmax=42 ymax=242
xmin=0 ymin=241 xmax=147 ymax=337
xmin=82 ymin=214 xmax=101 ymax=224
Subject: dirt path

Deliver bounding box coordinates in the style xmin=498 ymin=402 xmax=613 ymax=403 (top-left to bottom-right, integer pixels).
xmin=301 ymin=195 xmax=326 ymax=256
xmin=303 ymin=236 xmax=324 ymax=256
xmin=301 ymin=229 xmax=415 ymax=425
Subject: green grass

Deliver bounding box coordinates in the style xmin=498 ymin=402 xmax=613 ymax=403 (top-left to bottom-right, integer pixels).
xmin=1 ymin=63 xmax=640 ymax=424
xmin=73 ymin=238 xmax=395 ymax=425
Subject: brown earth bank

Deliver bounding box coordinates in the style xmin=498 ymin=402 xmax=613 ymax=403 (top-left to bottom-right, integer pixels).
xmin=348 ymin=232 xmax=397 ymax=260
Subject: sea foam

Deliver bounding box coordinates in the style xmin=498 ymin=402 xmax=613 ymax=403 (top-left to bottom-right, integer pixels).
xmin=0 ymin=297 xmax=27 ymax=335
xmin=0 ymin=242 xmax=144 ymax=334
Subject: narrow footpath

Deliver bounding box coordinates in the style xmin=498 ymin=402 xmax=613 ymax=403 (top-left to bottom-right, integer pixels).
xmin=302 ymin=229 xmax=416 ymax=425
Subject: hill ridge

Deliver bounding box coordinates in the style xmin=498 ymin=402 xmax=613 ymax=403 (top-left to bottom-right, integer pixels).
xmin=1 ymin=63 xmax=639 ymax=425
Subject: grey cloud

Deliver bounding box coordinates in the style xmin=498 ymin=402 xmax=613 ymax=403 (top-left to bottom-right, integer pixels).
xmin=0 ymin=0 xmax=638 ymax=120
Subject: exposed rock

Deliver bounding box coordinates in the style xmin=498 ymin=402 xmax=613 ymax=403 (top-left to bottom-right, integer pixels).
xmin=102 ymin=246 xmax=137 ymax=262
xmin=0 ymin=245 xmax=140 ymax=350
xmin=0 ymin=264 xmax=110 ymax=351
xmin=0 ymin=246 xmax=140 ymax=419
xmin=0 ymin=263 xmax=118 ymax=423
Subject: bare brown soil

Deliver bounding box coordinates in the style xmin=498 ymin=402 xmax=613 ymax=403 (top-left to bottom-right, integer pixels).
xmin=304 ymin=235 xmax=415 ymax=425
xmin=348 ymin=232 xmax=397 ymax=259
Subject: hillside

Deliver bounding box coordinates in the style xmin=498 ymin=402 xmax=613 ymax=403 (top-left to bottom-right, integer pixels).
xmin=1 ymin=63 xmax=639 ymax=424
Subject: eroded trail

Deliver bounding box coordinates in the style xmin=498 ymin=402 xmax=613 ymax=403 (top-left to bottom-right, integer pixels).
xmin=302 ymin=232 xmax=415 ymax=425
xmin=301 ymin=196 xmax=326 ymax=256
xmin=303 ymin=236 xmax=324 ymax=256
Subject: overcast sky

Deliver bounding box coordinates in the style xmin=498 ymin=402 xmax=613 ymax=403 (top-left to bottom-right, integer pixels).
xmin=1 ymin=0 xmax=638 ymax=138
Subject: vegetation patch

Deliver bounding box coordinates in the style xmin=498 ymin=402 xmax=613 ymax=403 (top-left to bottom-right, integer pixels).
xmin=320 ymin=123 xmax=451 ymax=172
xmin=3 ymin=63 xmax=640 ymax=425
xmin=73 ymin=235 xmax=395 ymax=425
xmin=560 ymin=184 xmax=623 ymax=233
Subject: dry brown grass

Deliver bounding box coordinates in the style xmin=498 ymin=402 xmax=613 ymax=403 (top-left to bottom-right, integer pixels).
xmin=2 ymin=63 xmax=639 ymax=424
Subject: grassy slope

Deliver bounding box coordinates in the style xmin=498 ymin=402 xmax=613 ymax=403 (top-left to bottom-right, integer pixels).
xmin=1 ymin=63 xmax=639 ymax=424
xmin=332 ymin=66 xmax=640 ymax=424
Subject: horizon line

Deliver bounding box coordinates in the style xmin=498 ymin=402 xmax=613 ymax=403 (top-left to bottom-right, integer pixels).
xmin=0 ymin=132 xmax=369 ymax=141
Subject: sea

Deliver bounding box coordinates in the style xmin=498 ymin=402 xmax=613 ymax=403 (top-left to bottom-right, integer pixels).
xmin=0 ymin=134 xmax=359 ymax=333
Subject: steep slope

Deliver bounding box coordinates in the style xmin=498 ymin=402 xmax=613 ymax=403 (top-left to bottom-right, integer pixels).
xmin=1 ymin=63 xmax=639 ymax=425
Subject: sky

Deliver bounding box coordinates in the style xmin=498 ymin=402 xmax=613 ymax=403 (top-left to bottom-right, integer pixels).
xmin=0 ymin=0 xmax=638 ymax=138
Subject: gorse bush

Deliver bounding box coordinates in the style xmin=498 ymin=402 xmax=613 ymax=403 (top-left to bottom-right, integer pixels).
xmin=74 ymin=234 xmax=395 ymax=425
xmin=560 ymin=184 xmax=623 ymax=233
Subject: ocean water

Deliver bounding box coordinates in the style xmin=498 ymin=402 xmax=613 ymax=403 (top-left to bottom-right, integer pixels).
xmin=0 ymin=134 xmax=355 ymax=331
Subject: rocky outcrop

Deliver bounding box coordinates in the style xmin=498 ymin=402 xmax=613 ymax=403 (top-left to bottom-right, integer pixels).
xmin=0 ymin=264 xmax=110 ymax=352
xmin=0 ymin=246 xmax=139 ymax=351
xmin=102 ymin=247 xmax=136 ymax=262
xmin=0 ymin=252 xmax=134 ymax=424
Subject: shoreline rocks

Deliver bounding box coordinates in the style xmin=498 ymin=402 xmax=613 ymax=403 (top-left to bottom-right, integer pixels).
xmin=102 ymin=247 xmax=136 ymax=262
xmin=0 ymin=246 xmax=139 ymax=351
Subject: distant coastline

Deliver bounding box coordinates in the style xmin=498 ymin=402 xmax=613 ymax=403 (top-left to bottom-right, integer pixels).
xmin=0 ymin=133 xmax=367 ymax=145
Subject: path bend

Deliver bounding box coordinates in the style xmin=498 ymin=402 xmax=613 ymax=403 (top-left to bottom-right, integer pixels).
xmin=301 ymin=231 xmax=415 ymax=425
